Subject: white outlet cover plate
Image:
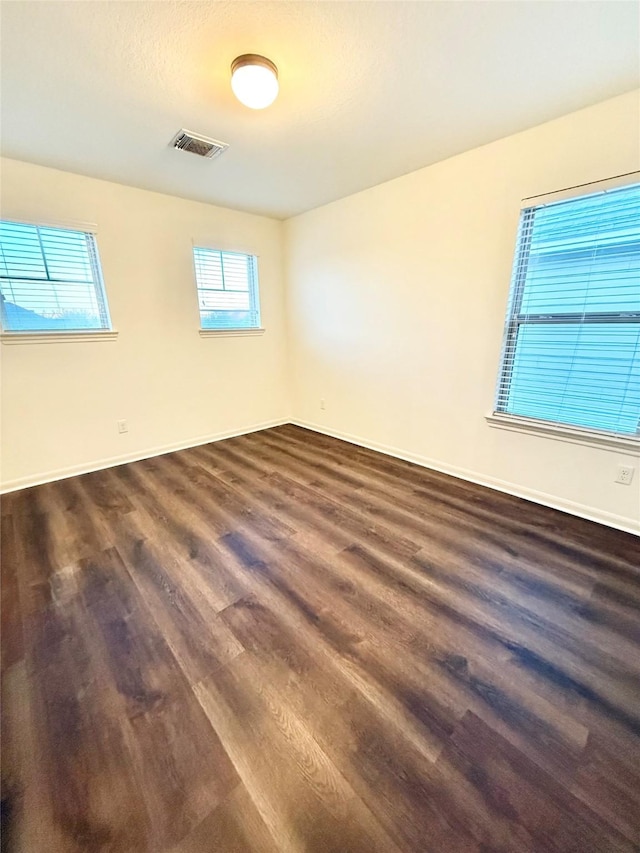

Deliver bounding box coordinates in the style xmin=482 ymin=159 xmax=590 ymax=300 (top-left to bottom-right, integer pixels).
xmin=615 ymin=466 xmax=635 ymax=484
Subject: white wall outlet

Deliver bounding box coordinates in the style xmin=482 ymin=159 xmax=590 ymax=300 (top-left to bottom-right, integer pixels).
xmin=320 ymin=398 xmax=326 ymax=410
xmin=615 ymin=465 xmax=635 ymax=485
xmin=117 ymin=419 xmax=128 ymax=434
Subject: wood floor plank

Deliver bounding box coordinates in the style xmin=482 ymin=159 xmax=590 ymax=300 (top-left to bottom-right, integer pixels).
xmin=113 ymin=508 xmax=245 ymax=685
xmin=193 ymin=651 xmax=405 ymax=853
xmin=570 ymin=732 xmax=640 ymax=844
xmin=336 ymin=539 xmax=640 ymax=739
xmin=29 ymin=477 xmax=115 ymax=573
xmin=437 ymin=710 xmax=637 ymax=851
xmin=229 ymin=432 xmax=638 ymax=674
xmin=170 ymin=783 xmax=281 ymax=853
xmin=215 ymin=596 xmax=478 ymax=852
xmin=14 ymin=542 xmax=239 ymax=850
xmin=2 ymin=662 xmax=76 ymax=853
xmin=74 ymin=467 xmax=136 ymax=518
xmin=216 ymin=605 xmax=484 ymax=852
xmin=231 ymin=428 xmax=636 ymax=619
xmin=1 ymin=514 xmax=24 ymax=672
xmin=205 ymin=467 xmax=638 ymax=764
xmin=311 ymin=427 xmax=637 ymax=545
xmin=20 ymin=590 xmax=155 ymax=850
xmin=268 ymin=424 xmax=640 ymax=570
xmin=110 ymin=464 xmax=248 ymax=609
xmin=251 ymin=426 xmax=640 ymax=593
xmin=2 ymin=425 xmax=639 ymax=851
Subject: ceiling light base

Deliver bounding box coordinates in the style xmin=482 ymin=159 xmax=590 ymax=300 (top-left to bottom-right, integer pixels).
xmin=231 ymin=54 xmax=277 ymax=77
xmin=231 ymin=54 xmax=279 ymax=109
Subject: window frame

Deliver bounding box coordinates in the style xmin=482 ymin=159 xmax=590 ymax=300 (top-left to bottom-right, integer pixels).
xmin=489 ymin=178 xmax=640 ymax=453
xmin=192 ymin=245 xmax=263 ymax=336
xmin=0 ymin=217 xmax=116 ymax=343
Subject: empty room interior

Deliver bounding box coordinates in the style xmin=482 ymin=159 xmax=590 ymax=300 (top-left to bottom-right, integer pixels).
xmin=1 ymin=1 xmax=640 ymax=850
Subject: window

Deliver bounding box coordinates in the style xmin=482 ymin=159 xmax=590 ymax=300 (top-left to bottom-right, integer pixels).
xmin=193 ymin=247 xmax=261 ymax=331
xmin=0 ymin=221 xmax=111 ymax=333
xmin=494 ymin=182 xmax=640 ymax=439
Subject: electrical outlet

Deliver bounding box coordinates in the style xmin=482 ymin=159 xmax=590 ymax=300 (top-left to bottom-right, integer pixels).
xmin=615 ymin=465 xmax=635 ymax=485
xmin=320 ymin=398 xmax=326 ymax=410
xmin=117 ymin=419 xmax=128 ymax=434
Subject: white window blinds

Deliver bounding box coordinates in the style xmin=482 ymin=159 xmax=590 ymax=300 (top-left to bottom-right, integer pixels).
xmin=193 ymin=247 xmax=261 ymax=330
xmin=495 ymin=182 xmax=640 ymax=437
xmin=0 ymin=221 xmax=111 ymax=333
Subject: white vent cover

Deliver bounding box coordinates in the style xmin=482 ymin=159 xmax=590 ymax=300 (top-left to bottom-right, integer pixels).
xmin=171 ymin=129 xmax=229 ymax=160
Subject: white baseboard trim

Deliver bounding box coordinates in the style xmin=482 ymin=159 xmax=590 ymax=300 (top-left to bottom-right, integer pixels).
xmin=0 ymin=418 xmax=288 ymax=494
xmin=4 ymin=416 xmax=638 ymax=536
xmin=290 ymin=419 xmax=640 ymax=537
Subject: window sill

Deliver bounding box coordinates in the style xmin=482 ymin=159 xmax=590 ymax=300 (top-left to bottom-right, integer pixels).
xmin=1 ymin=330 xmax=119 ymax=345
xmin=486 ymin=413 xmax=640 ymax=455
xmin=199 ymin=328 xmax=265 ymax=338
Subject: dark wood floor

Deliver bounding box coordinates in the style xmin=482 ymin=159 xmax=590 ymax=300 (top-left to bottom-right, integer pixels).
xmin=2 ymin=425 xmax=640 ymax=852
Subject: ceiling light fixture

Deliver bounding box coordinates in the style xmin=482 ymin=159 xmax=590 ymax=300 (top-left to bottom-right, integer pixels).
xmin=231 ymin=54 xmax=279 ymax=110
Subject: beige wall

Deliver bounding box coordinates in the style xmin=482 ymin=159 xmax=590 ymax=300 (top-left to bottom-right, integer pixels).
xmin=0 ymin=158 xmax=288 ymax=489
xmin=3 ymin=93 xmax=639 ymax=532
xmin=285 ymin=91 xmax=640 ymax=533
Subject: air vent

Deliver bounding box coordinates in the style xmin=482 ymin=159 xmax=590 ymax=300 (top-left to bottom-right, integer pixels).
xmin=171 ymin=129 xmax=229 ymax=160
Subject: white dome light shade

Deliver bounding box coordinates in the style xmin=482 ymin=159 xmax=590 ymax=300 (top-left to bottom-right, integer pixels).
xmin=231 ymin=55 xmax=279 ymax=110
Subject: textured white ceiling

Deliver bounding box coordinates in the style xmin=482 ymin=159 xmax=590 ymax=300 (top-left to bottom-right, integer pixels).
xmin=1 ymin=1 xmax=638 ymax=219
